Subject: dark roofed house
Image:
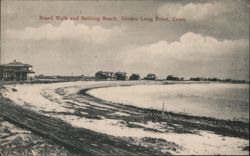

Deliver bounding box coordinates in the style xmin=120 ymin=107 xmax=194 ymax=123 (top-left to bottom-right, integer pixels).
xmin=190 ymin=77 xmax=201 ymax=81
xmin=115 ymin=72 xmax=127 ymax=80
xmin=144 ymin=73 xmax=156 ymax=80
xmin=95 ymin=71 xmax=115 ymax=80
xmin=166 ymin=75 xmax=180 ymax=81
xmin=0 ymin=60 xmax=35 ymax=81
xmin=129 ymin=73 xmax=140 ymax=80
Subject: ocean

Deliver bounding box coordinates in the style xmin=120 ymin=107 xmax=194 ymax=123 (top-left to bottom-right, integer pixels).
xmin=88 ymin=83 xmax=249 ymax=122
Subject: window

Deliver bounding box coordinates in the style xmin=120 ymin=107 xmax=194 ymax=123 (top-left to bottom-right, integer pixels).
xmin=3 ymin=73 xmax=8 ymax=77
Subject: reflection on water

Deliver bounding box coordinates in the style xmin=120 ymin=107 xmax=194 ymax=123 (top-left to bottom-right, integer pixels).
xmin=88 ymin=83 xmax=249 ymax=122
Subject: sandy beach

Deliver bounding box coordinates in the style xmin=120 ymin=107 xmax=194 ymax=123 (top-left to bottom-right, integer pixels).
xmin=0 ymin=81 xmax=249 ymax=155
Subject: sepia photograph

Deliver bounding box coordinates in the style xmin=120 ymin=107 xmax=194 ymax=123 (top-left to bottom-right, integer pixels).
xmin=0 ymin=0 xmax=249 ymax=155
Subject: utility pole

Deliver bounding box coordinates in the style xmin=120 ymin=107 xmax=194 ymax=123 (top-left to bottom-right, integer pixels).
xmin=162 ymin=102 xmax=165 ymax=116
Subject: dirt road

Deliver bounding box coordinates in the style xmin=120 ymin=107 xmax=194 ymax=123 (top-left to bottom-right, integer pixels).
xmin=0 ymin=98 xmax=164 ymax=155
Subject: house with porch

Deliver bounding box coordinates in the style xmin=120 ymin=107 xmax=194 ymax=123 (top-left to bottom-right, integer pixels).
xmin=0 ymin=60 xmax=35 ymax=81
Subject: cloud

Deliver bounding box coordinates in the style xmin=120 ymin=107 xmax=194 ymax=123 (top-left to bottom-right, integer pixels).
xmin=157 ymin=2 xmax=231 ymax=21
xmin=7 ymin=20 xmax=126 ymax=44
xmin=120 ymin=32 xmax=249 ymax=79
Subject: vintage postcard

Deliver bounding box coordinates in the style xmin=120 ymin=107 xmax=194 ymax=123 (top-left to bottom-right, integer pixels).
xmin=0 ymin=0 xmax=249 ymax=155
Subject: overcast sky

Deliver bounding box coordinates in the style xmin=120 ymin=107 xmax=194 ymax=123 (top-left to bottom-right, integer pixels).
xmin=1 ymin=0 xmax=249 ymax=80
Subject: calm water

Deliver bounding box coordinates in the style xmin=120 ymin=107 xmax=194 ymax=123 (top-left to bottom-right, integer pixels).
xmin=88 ymin=83 xmax=249 ymax=122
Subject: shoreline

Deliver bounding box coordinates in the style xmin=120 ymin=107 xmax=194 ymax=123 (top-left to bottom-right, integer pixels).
xmin=0 ymin=78 xmax=249 ymax=86
xmin=80 ymin=85 xmax=249 ymax=139
xmin=83 ymin=83 xmax=249 ymax=123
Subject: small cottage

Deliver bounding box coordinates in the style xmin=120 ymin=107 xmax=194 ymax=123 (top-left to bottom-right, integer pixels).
xmin=115 ymin=72 xmax=127 ymax=80
xmin=95 ymin=71 xmax=115 ymax=80
xmin=144 ymin=74 xmax=156 ymax=80
xmin=129 ymin=73 xmax=140 ymax=80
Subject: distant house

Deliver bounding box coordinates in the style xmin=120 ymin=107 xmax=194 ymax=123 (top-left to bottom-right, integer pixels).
xmin=208 ymin=78 xmax=221 ymax=81
xmin=95 ymin=71 xmax=114 ymax=80
xmin=0 ymin=60 xmax=35 ymax=81
xmin=129 ymin=73 xmax=140 ymax=80
xmin=190 ymin=77 xmax=201 ymax=81
xmin=115 ymin=72 xmax=127 ymax=80
xmin=166 ymin=75 xmax=180 ymax=81
xmin=144 ymin=74 xmax=156 ymax=80
xmin=199 ymin=77 xmax=208 ymax=81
